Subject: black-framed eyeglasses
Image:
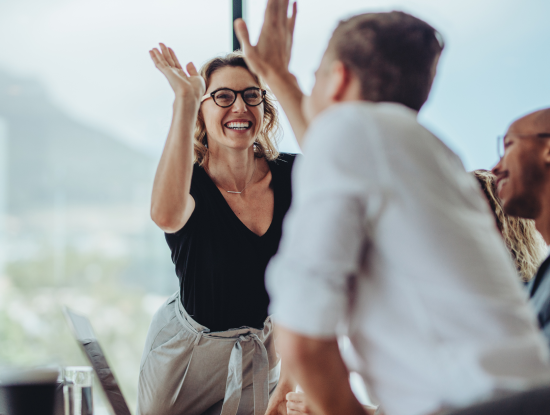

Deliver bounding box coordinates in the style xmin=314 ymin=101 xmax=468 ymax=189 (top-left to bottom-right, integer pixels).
xmin=201 ymin=87 xmax=267 ymax=108
xmin=497 ymin=132 xmax=550 ymax=159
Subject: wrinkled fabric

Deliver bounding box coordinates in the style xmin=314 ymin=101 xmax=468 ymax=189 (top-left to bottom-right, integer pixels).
xmin=444 ymin=385 xmax=550 ymax=415
xmin=137 ymin=292 xmax=279 ymax=415
xmin=267 ymin=102 xmax=550 ymax=415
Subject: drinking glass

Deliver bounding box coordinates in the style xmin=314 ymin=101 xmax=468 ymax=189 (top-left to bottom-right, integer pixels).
xmin=63 ymin=366 xmax=93 ymax=415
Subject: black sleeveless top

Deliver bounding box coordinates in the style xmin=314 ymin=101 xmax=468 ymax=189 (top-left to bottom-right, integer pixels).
xmin=165 ymin=153 xmax=297 ymax=332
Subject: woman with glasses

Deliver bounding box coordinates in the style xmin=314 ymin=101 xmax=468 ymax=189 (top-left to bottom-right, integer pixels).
xmin=136 ymin=44 xmax=297 ymax=415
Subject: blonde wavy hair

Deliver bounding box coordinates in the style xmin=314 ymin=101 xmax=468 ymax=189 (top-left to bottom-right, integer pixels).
xmin=473 ymin=170 xmax=547 ymax=282
xmin=194 ymin=51 xmax=281 ymax=166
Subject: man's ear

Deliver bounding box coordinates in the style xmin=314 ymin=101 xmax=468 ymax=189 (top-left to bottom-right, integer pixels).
xmin=326 ymin=60 xmax=352 ymax=102
xmin=542 ymin=140 xmax=550 ymax=166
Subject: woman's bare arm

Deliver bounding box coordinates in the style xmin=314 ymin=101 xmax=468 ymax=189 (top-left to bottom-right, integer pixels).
xmin=149 ymin=44 xmax=205 ymax=233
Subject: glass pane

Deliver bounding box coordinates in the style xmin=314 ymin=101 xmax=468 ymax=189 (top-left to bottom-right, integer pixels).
xmin=246 ymin=0 xmax=550 ymax=166
xmin=0 ymin=1 xmax=230 ymax=414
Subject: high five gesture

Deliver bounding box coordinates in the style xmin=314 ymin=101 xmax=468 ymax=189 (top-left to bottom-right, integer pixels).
xmin=149 ymin=43 xmax=199 ymax=233
xmin=234 ymin=0 xmax=297 ymax=80
xmin=234 ymin=0 xmax=308 ymax=144
xmin=149 ymin=43 xmax=205 ymax=105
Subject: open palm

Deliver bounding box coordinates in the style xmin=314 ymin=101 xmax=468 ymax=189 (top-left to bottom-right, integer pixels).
xmin=234 ymin=0 xmax=297 ymax=79
xmin=149 ymin=43 xmax=205 ymax=103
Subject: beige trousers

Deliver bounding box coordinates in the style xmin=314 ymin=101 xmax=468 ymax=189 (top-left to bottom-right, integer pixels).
xmin=137 ymin=292 xmax=280 ymax=415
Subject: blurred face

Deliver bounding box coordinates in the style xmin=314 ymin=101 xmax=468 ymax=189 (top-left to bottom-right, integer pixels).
xmin=303 ymin=52 xmax=335 ymax=123
xmin=304 ymin=48 xmax=441 ymax=123
xmin=492 ymin=114 xmax=550 ymax=219
xmin=201 ymin=66 xmax=264 ymax=152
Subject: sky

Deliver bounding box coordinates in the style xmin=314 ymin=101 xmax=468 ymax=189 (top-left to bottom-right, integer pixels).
xmin=1 ymin=0 xmax=549 ymax=170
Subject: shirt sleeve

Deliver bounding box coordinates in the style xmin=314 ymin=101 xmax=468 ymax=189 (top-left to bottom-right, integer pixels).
xmin=266 ymin=104 xmax=382 ymax=337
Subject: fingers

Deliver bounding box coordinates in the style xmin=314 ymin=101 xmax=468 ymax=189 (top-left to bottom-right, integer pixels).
xmin=288 ymin=1 xmax=297 ymax=36
xmin=281 ymin=0 xmax=290 ymax=23
xmin=168 ymin=47 xmax=183 ymax=70
xmin=265 ymin=0 xmax=280 ymax=24
xmin=150 ymin=44 xmax=190 ymax=77
xmin=234 ymin=18 xmax=253 ymax=52
xmin=186 ymin=62 xmax=199 ymax=77
xmin=159 ymin=43 xmax=176 ymax=67
xmin=149 ymin=48 xmax=168 ymax=69
xmin=265 ymin=0 xmax=291 ymax=28
xmin=286 ymin=391 xmax=310 ymax=414
xmin=286 ymin=400 xmax=309 ymax=413
xmin=149 ymin=49 xmax=160 ymax=66
xmin=286 ymin=392 xmax=305 ymax=402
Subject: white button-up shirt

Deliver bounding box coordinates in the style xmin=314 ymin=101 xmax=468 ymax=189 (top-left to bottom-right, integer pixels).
xmin=266 ymin=102 xmax=550 ymax=415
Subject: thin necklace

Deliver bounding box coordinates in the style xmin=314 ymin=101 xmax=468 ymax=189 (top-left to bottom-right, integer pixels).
xmin=206 ymin=158 xmax=257 ymax=194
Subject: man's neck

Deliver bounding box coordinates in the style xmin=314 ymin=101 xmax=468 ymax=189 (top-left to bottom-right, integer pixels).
xmin=535 ymin=199 xmax=550 ymax=246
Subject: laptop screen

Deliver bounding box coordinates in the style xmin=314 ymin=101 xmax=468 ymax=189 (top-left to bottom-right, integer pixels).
xmin=63 ymin=307 xmax=132 ymax=415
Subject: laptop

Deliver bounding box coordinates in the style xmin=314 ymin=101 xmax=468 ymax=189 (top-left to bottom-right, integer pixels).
xmin=63 ymin=306 xmax=132 ymax=415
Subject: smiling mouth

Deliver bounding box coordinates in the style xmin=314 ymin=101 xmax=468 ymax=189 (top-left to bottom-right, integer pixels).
xmin=225 ymin=121 xmax=252 ymax=131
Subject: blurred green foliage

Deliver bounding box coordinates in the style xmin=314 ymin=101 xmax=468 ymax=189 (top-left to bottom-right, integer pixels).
xmin=0 ymin=250 xmax=168 ymax=413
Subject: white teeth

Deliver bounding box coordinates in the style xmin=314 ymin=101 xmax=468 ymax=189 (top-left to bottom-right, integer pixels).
xmin=226 ymin=121 xmax=251 ymax=130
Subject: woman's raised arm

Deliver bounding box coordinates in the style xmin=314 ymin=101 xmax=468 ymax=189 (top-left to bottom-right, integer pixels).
xmin=149 ymin=44 xmax=206 ymax=233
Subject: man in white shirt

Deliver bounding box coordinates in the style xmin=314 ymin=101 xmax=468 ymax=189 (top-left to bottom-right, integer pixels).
xmin=235 ymin=2 xmax=550 ymax=415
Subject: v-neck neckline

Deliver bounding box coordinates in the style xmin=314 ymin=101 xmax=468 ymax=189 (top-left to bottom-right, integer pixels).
xmin=200 ymin=160 xmax=278 ymax=239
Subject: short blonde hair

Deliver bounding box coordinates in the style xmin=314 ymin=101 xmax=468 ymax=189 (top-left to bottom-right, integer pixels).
xmin=194 ymin=51 xmax=280 ymax=166
xmin=473 ymin=170 xmax=547 ymax=282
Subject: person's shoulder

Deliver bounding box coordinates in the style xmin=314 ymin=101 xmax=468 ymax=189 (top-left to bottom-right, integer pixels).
xmin=314 ymin=101 xmax=415 ymax=120
xmin=307 ymin=102 xmax=416 ymax=142
xmin=312 ymin=101 xmax=370 ymax=124
xmin=531 ymin=255 xmax=550 ymax=297
xmin=305 ymin=103 xmax=363 ymax=145
xmin=272 ymin=152 xmax=298 ymax=165
xmin=268 ymin=153 xmax=299 ymax=178
xmin=303 ymin=102 xmax=388 ymax=154
xmin=531 ymin=261 xmax=550 ymax=329
xmin=190 ymin=163 xmax=208 ymax=186
xmin=372 ymin=102 xmax=420 ymax=124
xmin=192 ymin=162 xmax=204 ymax=175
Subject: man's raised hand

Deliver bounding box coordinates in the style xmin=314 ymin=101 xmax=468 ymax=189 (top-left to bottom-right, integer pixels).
xmin=234 ymin=0 xmax=297 ymax=81
xmin=149 ymin=43 xmax=205 ymax=104
xmin=235 ymin=0 xmax=308 ymax=144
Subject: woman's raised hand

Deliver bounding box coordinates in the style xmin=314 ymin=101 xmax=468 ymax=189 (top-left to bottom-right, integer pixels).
xmin=149 ymin=43 xmax=205 ymax=104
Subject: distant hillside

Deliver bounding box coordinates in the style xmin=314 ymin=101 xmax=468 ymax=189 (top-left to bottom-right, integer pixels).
xmin=0 ymin=69 xmax=177 ymax=294
xmin=0 ymin=69 xmax=156 ymax=213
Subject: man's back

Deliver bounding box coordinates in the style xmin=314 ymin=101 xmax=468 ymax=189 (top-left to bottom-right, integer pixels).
xmin=267 ymin=102 xmax=550 ymax=415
